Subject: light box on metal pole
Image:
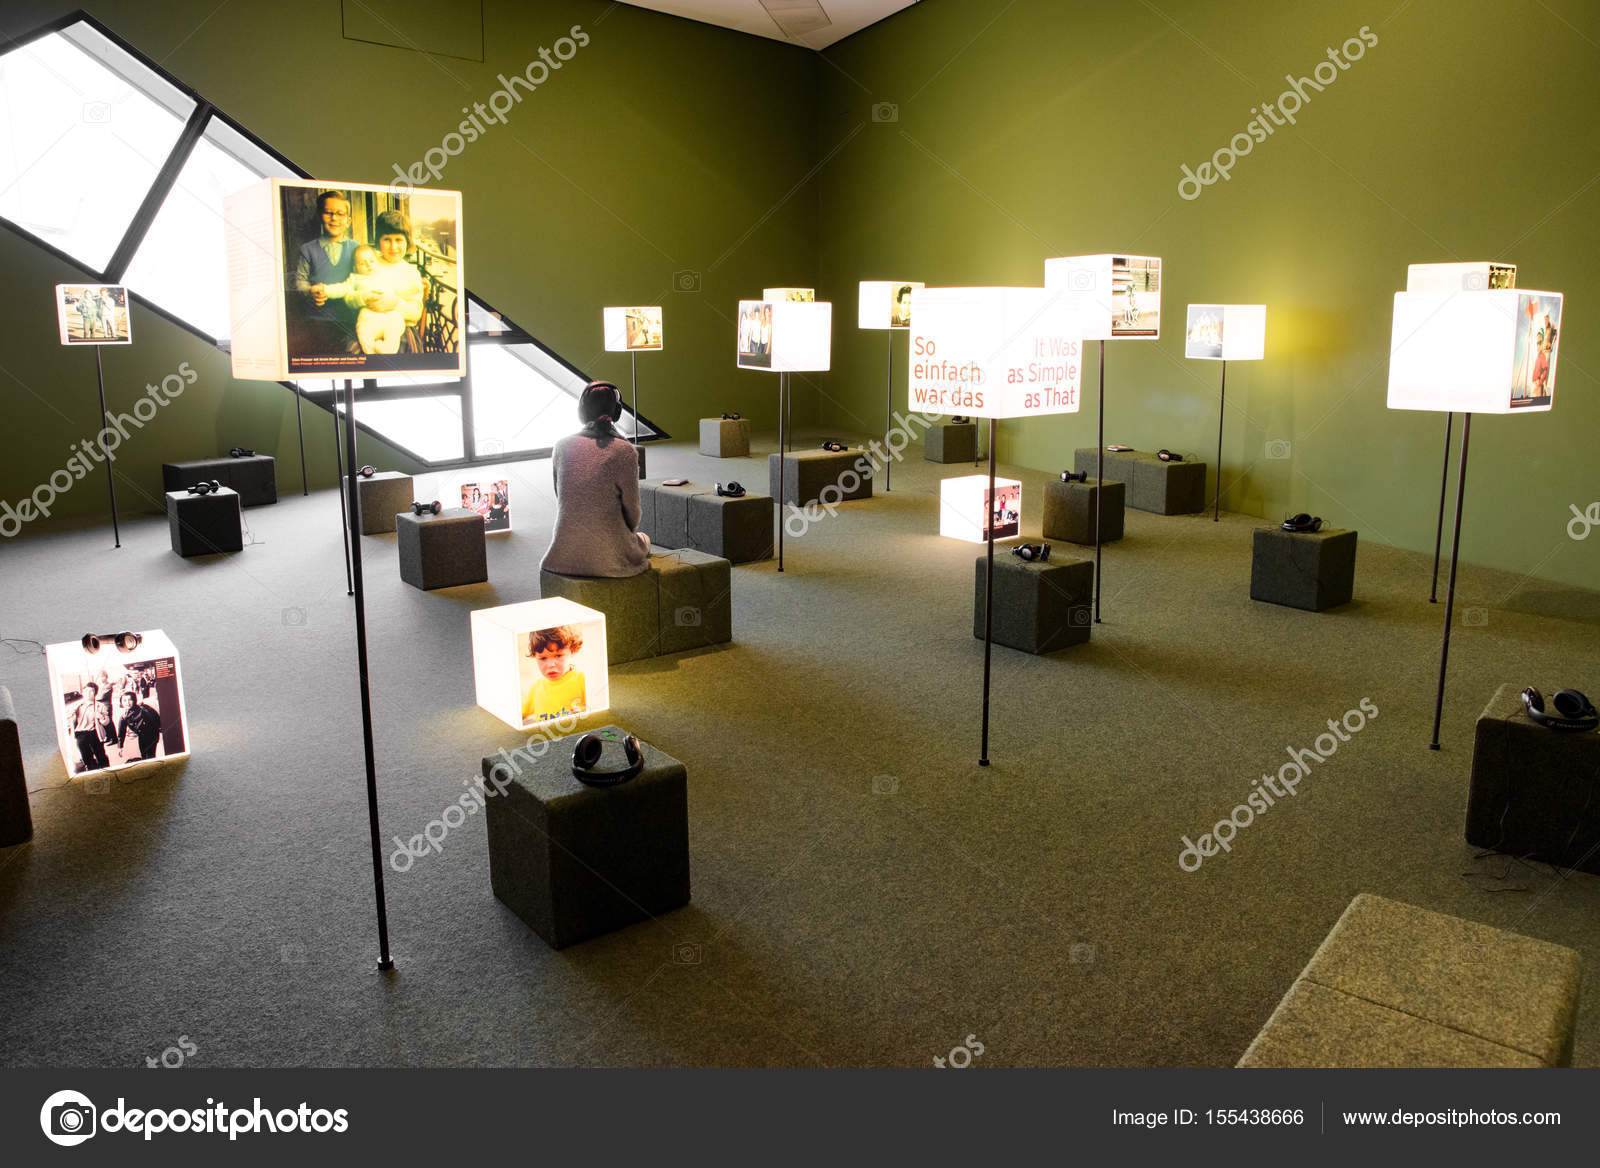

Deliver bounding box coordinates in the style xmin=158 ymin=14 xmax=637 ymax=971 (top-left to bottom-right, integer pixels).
xmin=858 ymin=280 xmax=924 ymax=492
xmin=1185 ymin=303 xmax=1266 ymax=522
xmin=603 ymin=306 xmax=662 ymax=441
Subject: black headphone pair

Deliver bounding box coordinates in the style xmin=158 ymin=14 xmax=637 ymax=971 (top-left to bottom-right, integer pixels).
xmin=572 ymin=729 xmax=644 ymax=786
xmin=357 ymin=465 xmax=377 ymax=478
xmin=951 ymin=416 xmax=969 ymax=424
xmin=411 ymin=500 xmax=443 ymax=516
xmin=716 ymin=481 xmax=746 ymax=498
xmin=82 ymin=631 xmax=142 ymax=653
xmin=820 ymin=441 xmax=848 ymax=452
xmin=1157 ymin=449 xmax=1183 ymax=462
xmin=1282 ymin=513 xmax=1324 ymax=533
xmin=1012 ymin=542 xmax=1051 ymax=562
xmin=1522 ymin=688 xmax=1599 ymax=733
xmin=187 ymin=480 xmax=223 ymax=495
xmin=1060 ymin=470 xmax=1087 ymax=483
xmin=229 ymin=446 xmax=255 ymax=458
xmin=721 ymin=411 xmax=741 ymax=420
xmin=583 ymin=380 xmax=623 ymax=423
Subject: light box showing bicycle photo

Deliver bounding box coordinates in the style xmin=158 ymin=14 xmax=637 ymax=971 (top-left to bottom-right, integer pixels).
xmin=223 ymin=177 xmax=465 ymax=381
xmin=940 ymin=474 xmax=1022 ymax=543
xmin=471 ymin=598 xmax=609 ymax=732
xmin=1388 ymin=289 xmax=1563 ymax=413
xmin=907 ymin=286 xmax=1085 ymax=418
xmin=45 ymin=630 xmax=191 ymax=777
xmin=1043 ymin=255 xmax=1161 ymax=340
xmin=603 ymin=306 xmax=663 ymax=351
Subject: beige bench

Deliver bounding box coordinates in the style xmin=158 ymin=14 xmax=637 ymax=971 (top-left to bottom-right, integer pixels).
xmin=1239 ymin=893 xmax=1580 ymax=1067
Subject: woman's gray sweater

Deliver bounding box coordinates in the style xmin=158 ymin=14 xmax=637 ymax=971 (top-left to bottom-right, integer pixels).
xmin=540 ymin=426 xmax=651 ymax=578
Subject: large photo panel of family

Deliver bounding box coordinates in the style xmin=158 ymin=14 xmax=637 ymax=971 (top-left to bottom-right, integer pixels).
xmin=459 ymin=479 xmax=511 ymax=532
xmin=50 ymin=646 xmax=189 ymax=775
xmin=736 ymin=300 xmax=773 ymax=368
xmin=517 ymin=615 xmax=608 ymax=730
xmin=281 ymin=180 xmax=465 ymax=376
xmin=55 ymin=284 xmax=131 ymax=345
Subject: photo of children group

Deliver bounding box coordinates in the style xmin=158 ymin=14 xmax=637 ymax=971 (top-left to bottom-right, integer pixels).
xmin=518 ymin=620 xmax=603 ymax=727
xmin=1510 ymin=292 xmax=1562 ymax=410
xmin=737 ymin=300 xmax=773 ymax=368
xmin=281 ymin=181 xmax=463 ymax=375
xmin=988 ymin=483 xmax=1021 ymax=540
xmin=460 ymin=479 xmax=510 ymax=533
xmin=55 ymin=284 xmax=131 ymax=345
xmin=1184 ymin=306 xmax=1224 ymax=359
xmin=57 ymin=654 xmax=186 ymax=774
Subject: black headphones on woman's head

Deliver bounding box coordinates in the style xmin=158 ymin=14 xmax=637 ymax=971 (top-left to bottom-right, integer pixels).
xmin=582 ymin=380 xmax=623 ymax=423
xmin=1521 ymin=687 xmax=1599 ymax=732
xmin=572 ymin=729 xmax=644 ymax=786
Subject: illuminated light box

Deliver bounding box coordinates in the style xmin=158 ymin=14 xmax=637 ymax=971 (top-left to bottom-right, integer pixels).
xmin=457 ymin=478 xmax=511 ymax=533
xmin=1388 ymin=289 xmax=1563 ymax=413
xmin=940 ymin=475 xmax=1022 ymax=543
xmin=1184 ymin=304 xmax=1266 ymax=360
xmin=1406 ymin=262 xmax=1516 ymax=293
xmin=45 ymin=630 xmax=190 ymax=777
xmin=736 ymin=299 xmax=832 ymax=372
xmin=55 ymin=284 xmax=131 ymax=345
xmin=223 ymin=177 xmax=466 ymax=380
xmin=603 ymin=306 xmax=663 ymax=351
xmin=858 ymin=280 xmax=924 ymax=330
xmin=471 ymin=598 xmax=609 ymax=732
xmin=763 ymin=287 xmax=814 ymax=302
xmin=1043 ymin=255 xmax=1162 ymax=339
xmin=906 ymin=286 xmax=1085 ymax=418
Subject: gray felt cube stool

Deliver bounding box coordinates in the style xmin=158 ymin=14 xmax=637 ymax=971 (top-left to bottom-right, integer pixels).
xmin=1239 ymin=893 xmax=1581 ymax=1068
xmin=652 ymin=549 xmax=733 ymax=654
xmin=0 ymin=686 xmax=31 ymax=847
xmin=1129 ymin=454 xmax=1206 ymax=515
xmin=768 ymin=449 xmax=872 ymax=506
xmin=1072 ymin=446 xmax=1142 ymax=481
xmin=166 ymin=488 xmax=242 ymax=556
xmin=397 ymin=508 xmax=486 ymax=590
xmin=483 ymin=725 xmax=689 ymax=949
xmin=638 ymin=479 xmax=699 ymax=549
xmin=1467 ymin=683 xmax=1600 ymax=876
xmin=699 ymin=417 xmax=750 ymax=458
xmin=1042 ymin=478 xmax=1124 ymax=545
xmin=163 ymin=454 xmax=277 ymax=506
xmin=924 ymin=422 xmax=976 ymax=463
xmin=539 ymin=569 xmax=660 ymax=665
xmin=687 ymin=491 xmax=773 ymax=563
xmin=1250 ymin=527 xmax=1357 ymax=612
xmin=356 ymin=471 xmax=414 ymax=535
xmin=973 ymin=553 xmax=1092 ymax=654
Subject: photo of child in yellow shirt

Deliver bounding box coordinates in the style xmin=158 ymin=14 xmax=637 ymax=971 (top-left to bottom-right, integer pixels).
xmin=522 ymin=625 xmax=587 ymax=724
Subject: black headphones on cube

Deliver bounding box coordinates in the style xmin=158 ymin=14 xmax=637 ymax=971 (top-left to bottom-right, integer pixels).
xmin=716 ymin=481 xmax=746 ymax=498
xmin=572 ymin=729 xmax=644 ymax=786
xmin=1012 ymin=542 xmax=1051 ymax=562
xmin=820 ymin=440 xmax=847 ymax=452
xmin=229 ymin=446 xmax=255 ymax=458
xmin=1521 ymin=687 xmax=1599 ymax=733
xmin=721 ymin=411 xmax=741 ymax=420
xmin=187 ymin=480 xmax=223 ymax=495
xmin=1157 ymin=449 xmax=1183 ymax=462
xmin=82 ymin=631 xmax=143 ymax=654
xmin=411 ymin=500 xmax=443 ymax=516
xmin=1060 ymin=470 xmax=1087 ymax=483
xmin=1282 ymin=513 xmax=1324 ymax=533
xmin=357 ymin=465 xmax=377 ymax=478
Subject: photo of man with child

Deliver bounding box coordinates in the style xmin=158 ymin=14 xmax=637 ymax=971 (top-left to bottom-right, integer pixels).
xmin=281 ymin=184 xmax=463 ymax=375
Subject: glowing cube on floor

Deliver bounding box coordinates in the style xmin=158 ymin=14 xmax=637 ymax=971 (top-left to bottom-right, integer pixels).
xmin=471 ymin=598 xmax=609 ymax=731
xmin=45 ymin=629 xmax=191 ymax=777
xmin=940 ymin=475 xmax=1022 ymax=543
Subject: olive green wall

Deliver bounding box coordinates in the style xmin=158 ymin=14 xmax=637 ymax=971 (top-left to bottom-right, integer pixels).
xmin=814 ymin=0 xmax=1599 ymax=590
xmin=0 ymin=0 xmax=819 ymax=528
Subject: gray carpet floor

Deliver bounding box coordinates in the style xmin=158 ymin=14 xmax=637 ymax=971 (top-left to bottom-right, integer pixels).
xmin=1 ymin=432 xmax=1597 ymax=1068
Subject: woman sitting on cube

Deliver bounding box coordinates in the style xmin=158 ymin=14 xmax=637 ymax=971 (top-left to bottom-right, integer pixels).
xmin=540 ymin=382 xmax=650 ymax=577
